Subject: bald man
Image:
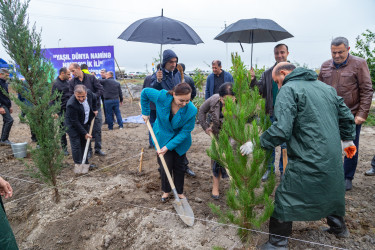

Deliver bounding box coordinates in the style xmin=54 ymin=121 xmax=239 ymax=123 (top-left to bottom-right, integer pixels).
xmin=241 ymin=63 xmax=356 ymax=249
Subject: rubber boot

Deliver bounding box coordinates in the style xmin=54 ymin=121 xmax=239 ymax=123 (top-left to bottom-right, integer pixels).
xmin=324 ymin=215 xmax=349 ymax=238
xmin=259 ymin=217 xmax=292 ymax=249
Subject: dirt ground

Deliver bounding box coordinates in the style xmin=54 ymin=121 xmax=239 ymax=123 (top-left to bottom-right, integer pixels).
xmin=1 ymin=99 xmax=375 ymax=249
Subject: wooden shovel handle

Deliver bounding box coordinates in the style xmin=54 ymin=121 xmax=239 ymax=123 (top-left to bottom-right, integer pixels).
xmin=88 ymin=117 xmax=95 ymax=136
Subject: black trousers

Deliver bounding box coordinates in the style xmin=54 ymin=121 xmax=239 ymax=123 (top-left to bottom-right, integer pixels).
xmin=371 ymin=155 xmax=375 ymax=168
xmin=157 ymin=150 xmax=187 ymax=194
xmin=0 ymin=106 xmax=13 ymax=141
xmin=68 ymin=124 xmax=89 ymax=164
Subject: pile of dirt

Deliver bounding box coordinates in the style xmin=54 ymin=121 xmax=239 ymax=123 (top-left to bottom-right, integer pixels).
xmin=1 ymin=100 xmax=374 ymax=249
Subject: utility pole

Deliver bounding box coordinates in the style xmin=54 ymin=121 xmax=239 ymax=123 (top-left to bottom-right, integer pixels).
xmin=145 ymin=63 xmax=148 ymax=74
xmin=225 ymin=21 xmax=228 ymax=67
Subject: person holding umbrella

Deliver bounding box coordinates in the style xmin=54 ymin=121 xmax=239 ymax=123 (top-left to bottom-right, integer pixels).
xmin=141 ymin=82 xmax=197 ymax=202
xmin=151 ymin=49 xmax=181 ymax=90
xmin=249 ymin=43 xmax=290 ymax=181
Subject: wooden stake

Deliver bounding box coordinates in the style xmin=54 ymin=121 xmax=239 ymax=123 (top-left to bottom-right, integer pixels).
xmin=139 ymin=147 xmax=144 ymax=172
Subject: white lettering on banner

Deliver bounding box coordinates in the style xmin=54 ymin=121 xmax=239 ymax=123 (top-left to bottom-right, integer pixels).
xmin=71 ymin=53 xmax=90 ymax=60
xmin=52 ymin=54 xmax=71 ymax=61
xmin=90 ymin=52 xmax=112 ymax=59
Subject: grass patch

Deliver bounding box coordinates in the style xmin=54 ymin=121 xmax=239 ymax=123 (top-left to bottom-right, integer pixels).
xmin=364 ymin=107 xmax=375 ymax=126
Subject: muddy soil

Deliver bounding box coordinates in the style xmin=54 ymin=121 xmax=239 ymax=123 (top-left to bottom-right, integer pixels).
xmin=1 ymin=99 xmax=374 ymax=249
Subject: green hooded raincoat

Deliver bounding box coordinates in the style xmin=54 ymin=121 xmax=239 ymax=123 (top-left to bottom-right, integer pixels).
xmin=260 ymin=67 xmax=356 ymax=222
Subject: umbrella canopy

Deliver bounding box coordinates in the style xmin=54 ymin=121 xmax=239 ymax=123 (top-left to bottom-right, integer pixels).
xmin=214 ymin=18 xmax=293 ymax=67
xmin=118 ymin=15 xmax=203 ymax=45
xmin=118 ymin=10 xmax=203 ymax=69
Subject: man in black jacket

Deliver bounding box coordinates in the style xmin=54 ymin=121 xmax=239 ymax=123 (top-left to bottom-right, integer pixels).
xmin=0 ymin=68 xmax=13 ymax=145
xmin=52 ymin=67 xmax=71 ymax=154
xmin=65 ymin=85 xmax=98 ymax=170
xmin=68 ymin=63 xmax=106 ymax=157
xmin=101 ymin=71 xmax=123 ymax=130
xmin=249 ymin=43 xmax=290 ymax=181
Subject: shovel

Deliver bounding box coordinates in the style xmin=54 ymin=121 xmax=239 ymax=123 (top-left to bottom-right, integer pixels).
xmin=75 ymin=118 xmax=95 ymax=174
xmin=144 ymin=118 xmax=194 ymax=226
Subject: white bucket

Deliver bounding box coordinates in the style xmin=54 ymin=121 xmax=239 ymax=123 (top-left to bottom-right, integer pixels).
xmin=11 ymin=142 xmax=28 ymax=158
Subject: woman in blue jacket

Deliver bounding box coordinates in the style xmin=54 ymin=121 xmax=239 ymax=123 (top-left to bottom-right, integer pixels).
xmin=141 ymin=83 xmax=197 ymax=202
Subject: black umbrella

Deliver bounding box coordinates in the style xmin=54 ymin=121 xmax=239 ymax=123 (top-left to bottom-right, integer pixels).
xmin=118 ymin=9 xmax=203 ymax=64
xmin=214 ymin=18 xmax=293 ymax=68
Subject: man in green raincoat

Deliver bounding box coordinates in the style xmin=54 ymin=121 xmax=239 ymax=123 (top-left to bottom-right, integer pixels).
xmin=241 ymin=62 xmax=356 ymax=249
xmin=0 ymin=176 xmax=18 ymax=249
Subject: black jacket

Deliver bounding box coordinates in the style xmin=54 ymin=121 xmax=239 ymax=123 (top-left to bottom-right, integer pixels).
xmin=65 ymin=89 xmax=98 ymax=137
xmin=250 ymin=63 xmax=276 ymax=116
xmin=68 ymin=73 xmax=104 ymax=100
xmin=52 ymin=77 xmax=70 ymax=112
xmin=100 ymin=77 xmax=123 ymax=102
xmin=0 ymin=78 xmax=11 ymax=108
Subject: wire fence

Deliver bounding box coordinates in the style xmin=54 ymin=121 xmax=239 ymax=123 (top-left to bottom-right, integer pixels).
xmin=1 ymin=153 xmax=349 ymax=250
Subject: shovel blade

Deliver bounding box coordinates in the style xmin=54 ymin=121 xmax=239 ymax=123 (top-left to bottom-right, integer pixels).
xmin=81 ymin=164 xmax=90 ymax=174
xmin=172 ymin=198 xmax=194 ymax=226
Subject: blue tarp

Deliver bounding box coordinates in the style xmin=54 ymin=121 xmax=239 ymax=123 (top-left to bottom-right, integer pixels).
xmin=122 ymin=114 xmax=145 ymax=124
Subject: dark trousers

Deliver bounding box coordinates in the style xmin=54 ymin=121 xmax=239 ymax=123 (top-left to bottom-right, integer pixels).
xmin=104 ymin=99 xmax=123 ymax=130
xmin=68 ymin=125 xmax=89 ymax=164
xmin=344 ymin=124 xmax=361 ymax=180
xmin=0 ymin=106 xmax=13 ymax=141
xmin=148 ymin=110 xmax=157 ymax=147
xmin=371 ymin=155 xmax=375 ymax=168
xmin=157 ymin=150 xmax=187 ymax=194
xmin=91 ymin=107 xmax=102 ymax=151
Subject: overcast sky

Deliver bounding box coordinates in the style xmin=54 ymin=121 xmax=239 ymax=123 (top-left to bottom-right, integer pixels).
xmin=1 ymin=0 xmax=374 ymax=72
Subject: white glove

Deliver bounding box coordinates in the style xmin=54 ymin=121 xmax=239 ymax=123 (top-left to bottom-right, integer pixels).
xmin=240 ymin=141 xmax=254 ymax=155
xmin=341 ymin=140 xmax=354 ymax=151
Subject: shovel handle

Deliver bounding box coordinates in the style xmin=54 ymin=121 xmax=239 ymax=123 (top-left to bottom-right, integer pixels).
xmin=145 ymin=119 xmax=178 ymax=192
xmin=81 ymin=118 xmax=96 ymax=165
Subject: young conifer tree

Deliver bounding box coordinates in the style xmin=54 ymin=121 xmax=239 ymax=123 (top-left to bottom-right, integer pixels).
xmin=0 ymin=0 xmax=64 ymax=202
xmin=207 ymin=53 xmax=275 ymax=241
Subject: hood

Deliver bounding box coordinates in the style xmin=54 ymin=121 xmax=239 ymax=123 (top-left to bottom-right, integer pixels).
xmin=283 ymin=67 xmax=318 ymax=85
xmin=162 ymin=49 xmax=178 ymax=69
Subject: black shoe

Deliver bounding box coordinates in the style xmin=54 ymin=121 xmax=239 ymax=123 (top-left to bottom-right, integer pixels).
xmin=64 ymin=150 xmax=69 ymax=156
xmin=262 ymin=170 xmax=271 ymax=182
xmin=89 ymin=164 xmax=97 ymax=171
xmin=211 ymin=194 xmax=220 ymax=200
xmin=186 ymin=168 xmax=196 ymax=177
xmin=95 ymin=150 xmax=106 ymax=156
xmin=323 ymin=215 xmax=350 ymax=238
xmin=345 ymin=179 xmax=352 ymax=191
xmin=0 ymin=140 xmax=12 ymax=145
xmin=365 ymin=167 xmax=375 ymax=176
xmin=148 ymin=145 xmax=154 ymax=149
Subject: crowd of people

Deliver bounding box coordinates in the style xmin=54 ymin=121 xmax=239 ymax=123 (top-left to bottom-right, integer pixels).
xmin=0 ymin=35 xmax=374 ymax=249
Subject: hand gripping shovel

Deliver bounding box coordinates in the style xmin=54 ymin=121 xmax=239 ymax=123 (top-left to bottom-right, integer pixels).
xmin=145 ymin=118 xmax=194 ymax=226
xmin=74 ymin=118 xmax=95 ymax=174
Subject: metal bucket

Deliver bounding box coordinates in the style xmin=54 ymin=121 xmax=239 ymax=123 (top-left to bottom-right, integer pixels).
xmin=11 ymin=142 xmax=28 ymax=158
